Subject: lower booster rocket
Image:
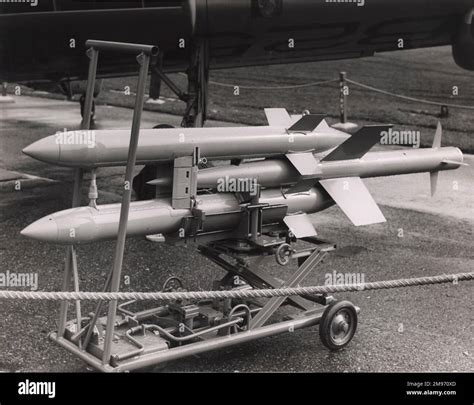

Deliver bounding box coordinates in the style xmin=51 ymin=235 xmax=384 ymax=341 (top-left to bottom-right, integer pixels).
xmin=20 ymin=187 xmax=333 ymax=244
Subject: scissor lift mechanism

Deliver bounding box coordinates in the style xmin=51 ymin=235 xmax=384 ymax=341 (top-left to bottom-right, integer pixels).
xmin=50 ymin=40 xmax=360 ymax=372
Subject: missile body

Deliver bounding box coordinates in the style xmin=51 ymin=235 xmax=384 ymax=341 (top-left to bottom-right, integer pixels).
xmin=153 ymin=147 xmax=465 ymax=189
xmin=21 ymin=187 xmax=334 ymax=245
xmin=22 ymin=126 xmax=349 ymax=168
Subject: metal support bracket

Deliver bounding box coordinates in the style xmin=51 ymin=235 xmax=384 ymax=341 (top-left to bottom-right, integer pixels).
xmin=171 ymin=147 xmax=199 ymax=209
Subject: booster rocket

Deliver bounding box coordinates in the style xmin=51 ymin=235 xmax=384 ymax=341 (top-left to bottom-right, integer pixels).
xmin=20 ymin=187 xmax=333 ymax=244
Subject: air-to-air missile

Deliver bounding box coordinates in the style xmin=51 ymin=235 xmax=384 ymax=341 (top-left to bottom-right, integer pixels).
xmin=22 ymin=109 xmax=350 ymax=168
xmin=149 ymin=125 xmax=464 ymax=193
xmin=21 ymin=121 xmax=465 ymax=245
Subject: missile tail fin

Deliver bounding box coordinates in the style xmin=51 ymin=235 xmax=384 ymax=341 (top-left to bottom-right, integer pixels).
xmin=430 ymin=171 xmax=439 ymax=197
xmin=322 ymin=125 xmax=392 ymax=162
xmin=432 ymin=121 xmax=442 ymax=148
xmin=319 ymin=177 xmax=386 ymax=226
xmin=264 ymin=108 xmax=292 ymax=127
xmin=283 ymin=213 xmax=317 ymax=238
xmin=430 ymin=122 xmax=443 ymax=197
xmin=287 ymin=114 xmax=326 ymax=133
xmin=285 ymin=152 xmax=322 ymax=176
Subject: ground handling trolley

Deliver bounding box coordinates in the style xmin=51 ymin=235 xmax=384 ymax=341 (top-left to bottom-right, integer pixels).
xmin=45 ymin=39 xmax=360 ymax=372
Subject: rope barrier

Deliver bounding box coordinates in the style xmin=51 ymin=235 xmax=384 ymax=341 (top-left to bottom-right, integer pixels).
xmin=202 ymin=74 xmax=474 ymax=111
xmin=0 ymin=272 xmax=472 ymax=302
xmin=208 ymin=78 xmax=339 ymax=90
xmin=346 ymin=79 xmax=474 ymax=110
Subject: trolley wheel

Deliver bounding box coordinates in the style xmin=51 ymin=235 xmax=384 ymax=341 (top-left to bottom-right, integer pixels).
xmin=275 ymin=243 xmax=292 ymax=266
xmin=319 ymin=300 xmax=357 ymax=351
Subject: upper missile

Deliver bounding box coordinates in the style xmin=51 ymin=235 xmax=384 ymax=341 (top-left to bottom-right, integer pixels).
xmin=22 ymin=110 xmax=350 ymax=168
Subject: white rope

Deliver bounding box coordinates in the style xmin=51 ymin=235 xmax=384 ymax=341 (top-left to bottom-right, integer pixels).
xmin=0 ymin=272 xmax=472 ymax=302
xmin=201 ymin=74 xmax=474 ymax=110
xmin=208 ymin=78 xmax=339 ymax=90
xmin=346 ymin=79 xmax=474 ymax=110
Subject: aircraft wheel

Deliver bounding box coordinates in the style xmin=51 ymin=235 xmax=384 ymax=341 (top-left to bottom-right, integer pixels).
xmin=319 ymin=301 xmax=357 ymax=351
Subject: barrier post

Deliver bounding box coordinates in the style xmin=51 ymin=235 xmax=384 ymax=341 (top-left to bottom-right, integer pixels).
xmin=0 ymin=82 xmax=14 ymax=104
xmin=333 ymin=72 xmax=357 ymax=132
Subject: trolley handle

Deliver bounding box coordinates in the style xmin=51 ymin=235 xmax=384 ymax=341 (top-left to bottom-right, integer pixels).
xmin=85 ymin=40 xmax=159 ymax=56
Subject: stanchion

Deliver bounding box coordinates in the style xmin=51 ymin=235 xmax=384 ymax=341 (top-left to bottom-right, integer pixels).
xmin=0 ymin=82 xmax=14 ymax=104
xmin=332 ymin=72 xmax=358 ymax=133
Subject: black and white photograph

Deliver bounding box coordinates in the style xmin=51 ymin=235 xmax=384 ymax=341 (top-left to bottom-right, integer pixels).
xmin=0 ymin=0 xmax=473 ymax=403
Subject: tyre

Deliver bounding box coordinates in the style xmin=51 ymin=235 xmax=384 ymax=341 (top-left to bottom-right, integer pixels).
xmin=319 ymin=300 xmax=358 ymax=351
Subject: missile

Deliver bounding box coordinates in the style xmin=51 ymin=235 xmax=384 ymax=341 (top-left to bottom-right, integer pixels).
xmin=148 ymin=147 xmax=464 ymax=190
xmin=22 ymin=109 xmax=350 ymax=168
xmin=20 ymin=187 xmax=334 ymax=245
xmin=146 ymin=123 xmax=464 ymax=192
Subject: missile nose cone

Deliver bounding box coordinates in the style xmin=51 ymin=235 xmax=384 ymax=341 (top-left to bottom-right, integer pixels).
xmin=23 ymin=137 xmax=60 ymax=164
xmin=21 ymin=216 xmax=58 ymax=243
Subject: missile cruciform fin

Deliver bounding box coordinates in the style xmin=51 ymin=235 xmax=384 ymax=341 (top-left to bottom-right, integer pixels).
xmin=264 ymin=108 xmax=293 ymax=127
xmin=287 ymin=114 xmax=326 ymax=133
xmin=430 ymin=171 xmax=439 ymax=197
xmin=430 ymin=122 xmax=443 ymax=197
xmin=319 ymin=177 xmax=386 ymax=226
xmin=284 ymin=152 xmax=322 ymax=193
xmin=283 ymin=213 xmax=317 ymax=238
xmin=432 ymin=121 xmax=443 ymax=148
xmin=285 ymin=152 xmax=322 ymax=177
xmin=322 ymin=125 xmax=392 ymax=162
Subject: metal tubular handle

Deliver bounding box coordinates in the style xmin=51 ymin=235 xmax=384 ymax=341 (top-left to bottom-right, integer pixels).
xmin=85 ymin=40 xmax=159 ymax=56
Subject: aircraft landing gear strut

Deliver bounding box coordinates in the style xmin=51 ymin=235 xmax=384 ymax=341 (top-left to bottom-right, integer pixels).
xmin=79 ymin=93 xmax=95 ymax=124
xmin=181 ymin=40 xmax=209 ymax=128
xmin=150 ymin=40 xmax=209 ymax=128
xmin=133 ymin=40 xmax=210 ymax=200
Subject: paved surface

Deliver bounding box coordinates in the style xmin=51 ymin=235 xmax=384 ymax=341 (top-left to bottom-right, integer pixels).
xmin=0 ymin=95 xmax=472 ymax=373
